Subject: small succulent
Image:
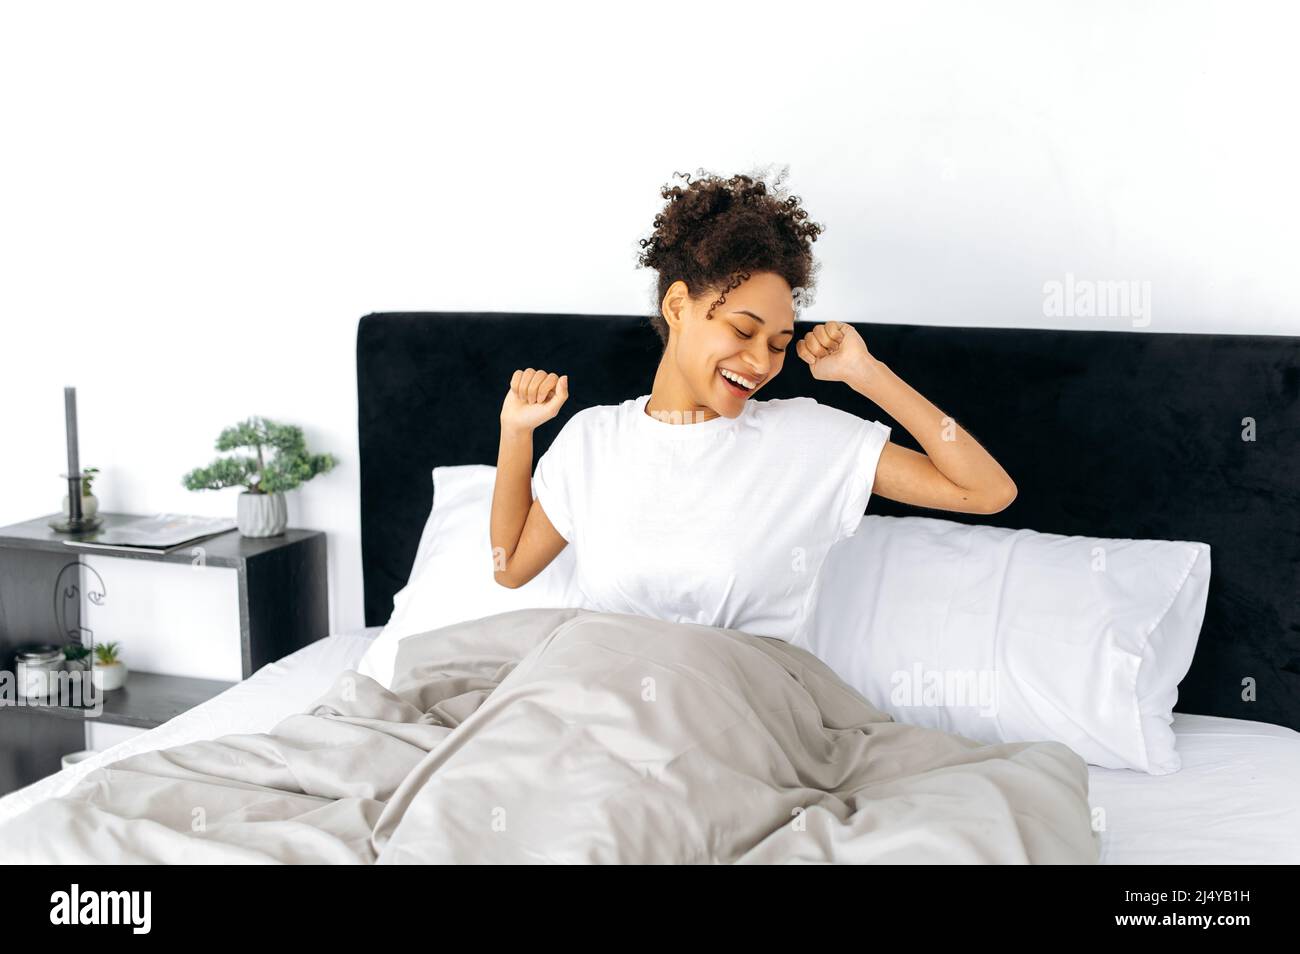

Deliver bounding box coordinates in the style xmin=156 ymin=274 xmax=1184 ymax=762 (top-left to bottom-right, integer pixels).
xmin=63 ymin=643 xmax=91 ymax=663
xmin=81 ymin=467 xmax=99 ymax=497
xmin=93 ymin=641 xmax=121 ymax=666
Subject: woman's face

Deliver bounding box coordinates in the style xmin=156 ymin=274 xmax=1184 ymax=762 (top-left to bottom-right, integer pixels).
xmin=662 ymin=271 xmax=797 ymax=417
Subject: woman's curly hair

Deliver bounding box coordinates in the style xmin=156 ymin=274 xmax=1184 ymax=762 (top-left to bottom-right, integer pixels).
xmin=636 ymin=164 xmax=826 ymax=347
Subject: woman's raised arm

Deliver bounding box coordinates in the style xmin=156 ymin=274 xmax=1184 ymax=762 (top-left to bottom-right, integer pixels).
xmin=797 ymin=322 xmax=1017 ymax=515
xmin=491 ymin=369 xmax=571 ymax=588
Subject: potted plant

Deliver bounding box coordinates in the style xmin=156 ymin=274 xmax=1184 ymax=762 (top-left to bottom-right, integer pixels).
xmin=62 ymin=466 xmax=100 ymax=519
xmin=62 ymin=642 xmax=92 ymax=673
xmin=91 ymin=641 xmax=128 ymax=691
xmin=181 ymin=417 xmax=336 ymax=538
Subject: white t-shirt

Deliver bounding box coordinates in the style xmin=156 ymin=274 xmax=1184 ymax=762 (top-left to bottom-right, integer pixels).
xmin=531 ymin=393 xmax=891 ymax=642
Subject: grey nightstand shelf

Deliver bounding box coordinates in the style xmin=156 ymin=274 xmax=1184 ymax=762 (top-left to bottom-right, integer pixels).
xmin=0 ymin=512 xmax=329 ymax=795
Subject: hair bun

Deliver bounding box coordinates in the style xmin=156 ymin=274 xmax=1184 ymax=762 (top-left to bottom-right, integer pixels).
xmin=637 ymin=165 xmax=825 ymax=347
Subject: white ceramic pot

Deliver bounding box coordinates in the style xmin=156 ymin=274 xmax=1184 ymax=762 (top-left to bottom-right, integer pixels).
xmin=92 ymin=661 xmax=128 ymax=691
xmin=61 ymin=493 xmax=99 ymax=518
xmin=237 ymin=491 xmax=287 ymax=537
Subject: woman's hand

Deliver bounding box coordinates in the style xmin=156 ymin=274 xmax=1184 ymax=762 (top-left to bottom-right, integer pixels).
xmin=796 ymin=321 xmax=874 ymax=384
xmin=500 ymin=368 xmax=569 ymax=433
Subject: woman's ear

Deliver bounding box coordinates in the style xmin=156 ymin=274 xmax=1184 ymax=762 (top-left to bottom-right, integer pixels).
xmin=661 ymin=280 xmax=692 ymax=336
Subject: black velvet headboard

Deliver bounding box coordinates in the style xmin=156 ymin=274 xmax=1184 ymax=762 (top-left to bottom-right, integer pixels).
xmin=358 ymin=311 xmax=1300 ymax=731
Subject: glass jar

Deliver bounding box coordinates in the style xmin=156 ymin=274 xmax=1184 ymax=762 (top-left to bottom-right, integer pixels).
xmin=15 ymin=645 xmax=63 ymax=700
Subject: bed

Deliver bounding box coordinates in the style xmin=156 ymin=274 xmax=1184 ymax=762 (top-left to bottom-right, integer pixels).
xmin=0 ymin=311 xmax=1296 ymax=863
xmin=3 ymin=627 xmax=1295 ymax=863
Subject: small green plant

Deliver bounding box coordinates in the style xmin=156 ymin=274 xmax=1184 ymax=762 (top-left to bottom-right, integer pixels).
xmin=63 ymin=643 xmax=91 ymax=663
xmin=81 ymin=467 xmax=99 ymax=497
xmin=94 ymin=641 xmax=120 ymax=666
xmin=182 ymin=417 xmax=336 ymax=495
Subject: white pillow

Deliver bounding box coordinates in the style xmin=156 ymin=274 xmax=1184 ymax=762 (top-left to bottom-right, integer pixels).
xmin=794 ymin=515 xmax=1211 ymax=775
xmin=356 ymin=464 xmax=587 ymax=688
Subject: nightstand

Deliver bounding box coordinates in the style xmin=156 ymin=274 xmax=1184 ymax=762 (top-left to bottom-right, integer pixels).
xmin=0 ymin=513 xmax=329 ymax=795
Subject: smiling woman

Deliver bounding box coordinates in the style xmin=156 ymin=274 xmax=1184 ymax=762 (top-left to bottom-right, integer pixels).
xmin=488 ymin=164 xmax=1018 ymax=642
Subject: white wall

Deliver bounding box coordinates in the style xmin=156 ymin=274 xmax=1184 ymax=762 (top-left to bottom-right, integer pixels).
xmin=2 ymin=1 xmax=1296 ymax=635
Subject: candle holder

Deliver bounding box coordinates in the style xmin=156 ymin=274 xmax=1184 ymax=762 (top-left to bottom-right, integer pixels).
xmin=48 ymin=472 xmax=104 ymax=534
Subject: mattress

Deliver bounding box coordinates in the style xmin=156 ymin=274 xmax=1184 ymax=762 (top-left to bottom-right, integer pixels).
xmin=1 ymin=626 xmax=1296 ymax=863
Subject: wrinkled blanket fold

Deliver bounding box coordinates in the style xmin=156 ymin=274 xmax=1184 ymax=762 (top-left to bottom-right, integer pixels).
xmin=0 ymin=608 xmax=1100 ymax=864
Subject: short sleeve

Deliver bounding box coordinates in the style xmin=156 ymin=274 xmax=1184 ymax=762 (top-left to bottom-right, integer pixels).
xmin=531 ymin=416 xmax=580 ymax=543
xmin=831 ymin=415 xmax=891 ymax=543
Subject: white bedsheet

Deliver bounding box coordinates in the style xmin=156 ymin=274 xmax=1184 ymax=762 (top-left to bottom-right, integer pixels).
xmin=2 ymin=626 xmax=1296 ymax=863
xmin=1089 ymin=712 xmax=1300 ymax=864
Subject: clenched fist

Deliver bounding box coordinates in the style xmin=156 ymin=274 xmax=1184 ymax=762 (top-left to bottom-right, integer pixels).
xmin=795 ymin=321 xmax=872 ymax=384
xmin=501 ymin=368 xmax=569 ymax=433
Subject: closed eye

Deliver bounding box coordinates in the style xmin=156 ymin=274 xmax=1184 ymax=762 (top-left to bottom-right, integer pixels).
xmin=733 ymin=327 xmax=787 ymax=354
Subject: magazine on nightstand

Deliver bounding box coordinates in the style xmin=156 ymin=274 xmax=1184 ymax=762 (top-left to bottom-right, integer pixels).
xmin=62 ymin=514 xmax=238 ymax=554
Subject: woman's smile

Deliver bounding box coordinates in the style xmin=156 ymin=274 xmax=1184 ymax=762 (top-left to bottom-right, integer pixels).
xmin=718 ymin=367 xmax=758 ymax=396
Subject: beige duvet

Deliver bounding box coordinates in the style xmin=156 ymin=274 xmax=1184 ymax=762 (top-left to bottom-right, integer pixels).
xmin=0 ymin=608 xmax=1100 ymax=864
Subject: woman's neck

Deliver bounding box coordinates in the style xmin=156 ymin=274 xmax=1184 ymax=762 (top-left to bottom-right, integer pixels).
xmin=645 ymin=365 xmax=720 ymax=424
